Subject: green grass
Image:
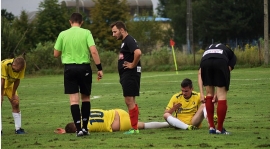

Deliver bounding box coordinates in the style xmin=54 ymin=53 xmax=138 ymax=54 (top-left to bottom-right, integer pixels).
xmin=1 ymin=67 xmax=270 ymax=149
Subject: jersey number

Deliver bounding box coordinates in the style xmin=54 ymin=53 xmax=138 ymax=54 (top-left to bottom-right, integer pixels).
xmin=89 ymin=111 xmax=104 ymax=125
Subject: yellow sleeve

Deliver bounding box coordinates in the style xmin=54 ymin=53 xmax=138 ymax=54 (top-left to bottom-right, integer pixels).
xmin=166 ymin=93 xmax=181 ymax=110
xmin=1 ymin=60 xmax=9 ymax=80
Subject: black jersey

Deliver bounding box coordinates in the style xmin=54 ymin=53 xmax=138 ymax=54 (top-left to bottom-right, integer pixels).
xmin=118 ymin=35 xmax=141 ymax=75
xmin=200 ymin=43 xmax=237 ymax=70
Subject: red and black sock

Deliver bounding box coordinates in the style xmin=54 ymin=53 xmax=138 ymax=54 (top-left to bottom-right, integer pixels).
xmin=129 ymin=104 xmax=139 ymax=130
xmin=217 ymin=100 xmax=227 ymax=131
xmin=205 ymin=96 xmax=215 ymax=128
xmin=81 ymin=101 xmax=91 ymax=131
xmin=71 ymin=104 xmax=82 ymax=132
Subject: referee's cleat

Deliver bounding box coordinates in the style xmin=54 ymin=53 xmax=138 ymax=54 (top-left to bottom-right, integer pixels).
xmin=82 ymin=128 xmax=90 ymax=135
xmin=187 ymin=125 xmax=198 ymax=130
xmin=15 ymin=128 xmax=25 ymax=134
xmin=123 ymin=129 xmax=139 ymax=134
xmin=76 ymin=131 xmax=84 ymax=137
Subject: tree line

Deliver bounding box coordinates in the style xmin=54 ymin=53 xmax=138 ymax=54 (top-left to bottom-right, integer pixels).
xmin=157 ymin=0 xmax=266 ymax=49
xmin=1 ymin=0 xmax=268 ymax=60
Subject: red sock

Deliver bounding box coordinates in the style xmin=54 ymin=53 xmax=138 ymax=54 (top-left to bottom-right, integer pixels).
xmin=205 ymin=96 xmax=215 ymax=128
xmin=217 ymin=100 xmax=227 ymax=131
xmin=129 ymin=105 xmax=139 ymax=130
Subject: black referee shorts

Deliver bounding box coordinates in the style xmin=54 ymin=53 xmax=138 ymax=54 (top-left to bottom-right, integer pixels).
xmin=120 ymin=71 xmax=141 ymax=97
xmin=200 ymin=58 xmax=230 ymax=91
xmin=64 ymin=64 xmax=92 ymax=95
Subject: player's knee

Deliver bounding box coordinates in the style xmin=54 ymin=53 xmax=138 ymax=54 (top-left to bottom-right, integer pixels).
xmin=11 ymin=99 xmax=20 ymax=109
xmin=163 ymin=113 xmax=170 ymax=120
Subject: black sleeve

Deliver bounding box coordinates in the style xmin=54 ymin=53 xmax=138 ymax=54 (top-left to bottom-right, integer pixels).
xmin=126 ymin=37 xmax=139 ymax=53
xmin=227 ymin=49 xmax=237 ymax=70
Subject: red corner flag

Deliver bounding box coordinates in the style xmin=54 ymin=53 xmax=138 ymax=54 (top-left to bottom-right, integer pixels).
xmin=170 ymin=39 xmax=175 ymax=47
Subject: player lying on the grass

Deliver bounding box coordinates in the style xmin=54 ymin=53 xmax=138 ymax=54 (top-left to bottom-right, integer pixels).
xmin=164 ymin=78 xmax=211 ymax=130
xmin=55 ymin=108 xmax=170 ymax=134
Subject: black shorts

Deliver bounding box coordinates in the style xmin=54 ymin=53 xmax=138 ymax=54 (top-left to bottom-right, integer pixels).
xmin=200 ymin=58 xmax=230 ymax=91
xmin=64 ymin=64 xmax=92 ymax=95
xmin=120 ymin=71 xmax=141 ymax=97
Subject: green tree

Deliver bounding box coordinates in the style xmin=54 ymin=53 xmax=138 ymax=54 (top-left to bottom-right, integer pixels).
xmin=127 ymin=15 xmax=166 ymax=53
xmin=13 ymin=10 xmax=36 ymax=53
xmin=164 ymin=1 xmax=186 ymax=47
xmin=34 ymin=0 xmax=71 ymax=43
xmin=156 ymin=0 xmax=168 ymax=18
xmin=157 ymin=0 xmax=265 ymax=48
xmin=90 ymin=0 xmax=130 ymax=51
xmin=1 ymin=17 xmax=25 ymax=59
xmin=193 ymin=0 xmax=262 ymax=47
xmin=1 ymin=9 xmax=15 ymax=21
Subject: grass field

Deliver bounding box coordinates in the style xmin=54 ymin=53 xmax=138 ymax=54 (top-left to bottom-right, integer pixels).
xmin=1 ymin=67 xmax=270 ymax=149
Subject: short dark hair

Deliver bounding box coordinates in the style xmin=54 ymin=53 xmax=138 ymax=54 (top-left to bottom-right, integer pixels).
xmin=65 ymin=122 xmax=76 ymax=133
xmin=181 ymin=78 xmax=193 ymax=88
xmin=110 ymin=21 xmax=127 ymax=31
xmin=70 ymin=12 xmax=83 ymax=24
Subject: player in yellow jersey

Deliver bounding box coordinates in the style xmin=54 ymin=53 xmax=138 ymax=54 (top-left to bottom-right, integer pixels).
xmin=164 ymin=78 xmax=207 ymax=130
xmin=54 ymin=108 xmax=169 ymax=134
xmin=1 ymin=56 xmax=26 ymax=134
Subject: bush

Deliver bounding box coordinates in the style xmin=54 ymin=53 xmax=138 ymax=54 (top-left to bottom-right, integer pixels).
xmin=26 ymin=41 xmax=62 ymax=74
xmin=25 ymin=43 xmax=269 ymax=75
xmin=234 ymin=44 xmax=263 ymax=67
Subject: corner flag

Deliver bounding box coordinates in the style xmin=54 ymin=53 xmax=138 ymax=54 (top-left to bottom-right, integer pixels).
xmin=170 ymin=39 xmax=178 ymax=74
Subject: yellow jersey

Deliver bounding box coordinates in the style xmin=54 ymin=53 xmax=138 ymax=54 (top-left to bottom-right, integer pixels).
xmin=87 ymin=109 xmax=131 ymax=132
xmin=1 ymin=58 xmax=26 ymax=88
xmin=165 ymin=91 xmax=201 ymax=125
xmin=88 ymin=109 xmax=115 ymax=132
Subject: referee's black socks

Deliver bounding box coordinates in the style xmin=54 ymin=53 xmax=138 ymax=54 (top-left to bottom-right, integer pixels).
xmin=71 ymin=104 xmax=82 ymax=132
xmin=81 ymin=101 xmax=91 ymax=131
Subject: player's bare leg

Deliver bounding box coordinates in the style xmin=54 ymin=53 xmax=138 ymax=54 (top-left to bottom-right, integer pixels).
xmin=191 ymin=104 xmax=205 ymax=127
xmin=9 ymin=95 xmax=24 ymax=134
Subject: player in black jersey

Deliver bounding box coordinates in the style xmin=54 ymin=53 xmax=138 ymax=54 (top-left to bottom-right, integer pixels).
xmin=198 ymin=43 xmax=236 ymax=134
xmin=110 ymin=21 xmax=142 ymax=134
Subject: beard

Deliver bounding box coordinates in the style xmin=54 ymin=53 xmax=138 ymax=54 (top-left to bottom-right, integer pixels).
xmin=116 ymin=33 xmax=123 ymax=40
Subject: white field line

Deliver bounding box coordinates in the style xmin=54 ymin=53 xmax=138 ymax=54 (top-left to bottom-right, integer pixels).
xmin=27 ymin=96 xmax=102 ymax=105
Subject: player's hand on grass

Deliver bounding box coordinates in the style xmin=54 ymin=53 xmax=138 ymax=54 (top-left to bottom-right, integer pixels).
xmin=54 ymin=128 xmax=66 ymax=134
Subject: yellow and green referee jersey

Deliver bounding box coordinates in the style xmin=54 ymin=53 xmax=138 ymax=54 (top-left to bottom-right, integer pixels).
xmin=88 ymin=109 xmax=131 ymax=132
xmin=165 ymin=91 xmax=201 ymax=125
xmin=54 ymin=26 xmax=95 ymax=64
xmin=1 ymin=58 xmax=26 ymax=88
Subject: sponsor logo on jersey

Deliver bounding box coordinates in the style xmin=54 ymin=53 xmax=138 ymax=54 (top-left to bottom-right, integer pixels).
xmin=203 ymin=49 xmax=223 ymax=57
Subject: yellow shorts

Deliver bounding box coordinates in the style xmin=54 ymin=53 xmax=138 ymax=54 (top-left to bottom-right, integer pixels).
xmin=115 ymin=109 xmax=132 ymax=131
xmin=3 ymin=86 xmax=18 ymax=100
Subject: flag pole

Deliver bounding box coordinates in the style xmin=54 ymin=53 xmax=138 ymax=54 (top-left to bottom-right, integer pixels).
xmin=170 ymin=39 xmax=178 ymax=74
